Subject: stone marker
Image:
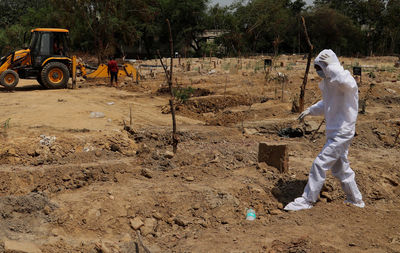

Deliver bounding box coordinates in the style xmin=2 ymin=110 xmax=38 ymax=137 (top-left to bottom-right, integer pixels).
xmin=258 ymin=142 xmax=288 ymax=173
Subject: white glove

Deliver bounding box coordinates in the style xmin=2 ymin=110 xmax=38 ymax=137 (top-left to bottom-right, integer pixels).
xmin=298 ymin=108 xmax=311 ymax=121
xmin=319 ymin=53 xmax=336 ymax=65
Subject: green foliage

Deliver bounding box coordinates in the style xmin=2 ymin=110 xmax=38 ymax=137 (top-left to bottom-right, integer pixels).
xmin=0 ymin=24 xmax=25 ymax=55
xmin=173 ymin=86 xmax=195 ymax=103
xmin=1 ymin=118 xmax=11 ymax=130
xmin=0 ymin=0 xmax=400 ymax=58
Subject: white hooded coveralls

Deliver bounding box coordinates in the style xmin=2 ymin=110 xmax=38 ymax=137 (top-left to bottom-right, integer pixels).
xmin=302 ymin=49 xmax=363 ymax=205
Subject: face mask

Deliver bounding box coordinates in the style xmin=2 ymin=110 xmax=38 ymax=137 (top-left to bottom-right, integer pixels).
xmin=316 ymin=70 xmax=325 ymax=78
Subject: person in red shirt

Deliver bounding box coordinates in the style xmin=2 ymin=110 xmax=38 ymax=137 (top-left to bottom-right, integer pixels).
xmin=107 ymin=57 xmax=119 ymax=87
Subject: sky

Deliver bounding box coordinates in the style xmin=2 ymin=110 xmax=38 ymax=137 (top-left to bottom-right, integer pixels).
xmin=210 ymin=0 xmax=314 ymax=7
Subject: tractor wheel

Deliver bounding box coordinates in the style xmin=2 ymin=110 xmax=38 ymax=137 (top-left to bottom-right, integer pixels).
xmin=41 ymin=62 xmax=69 ymax=89
xmin=36 ymin=75 xmax=47 ymax=89
xmin=0 ymin=70 xmax=19 ymax=90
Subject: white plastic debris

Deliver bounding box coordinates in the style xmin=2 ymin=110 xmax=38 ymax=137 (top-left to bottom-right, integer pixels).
xmin=39 ymin=135 xmax=56 ymax=146
xmin=90 ymin=112 xmax=105 ymax=118
xmin=83 ymin=143 xmax=95 ymax=152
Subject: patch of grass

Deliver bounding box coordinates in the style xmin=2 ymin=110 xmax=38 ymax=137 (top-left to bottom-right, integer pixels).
xmin=173 ymin=86 xmax=195 ymax=103
xmin=1 ymin=118 xmax=10 ymax=130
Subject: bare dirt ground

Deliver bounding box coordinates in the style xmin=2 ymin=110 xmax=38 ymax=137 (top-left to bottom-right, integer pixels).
xmin=0 ymin=55 xmax=399 ymax=253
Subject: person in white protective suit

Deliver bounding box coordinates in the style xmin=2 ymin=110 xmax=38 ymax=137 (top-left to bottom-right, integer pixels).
xmin=284 ymin=49 xmax=365 ymax=211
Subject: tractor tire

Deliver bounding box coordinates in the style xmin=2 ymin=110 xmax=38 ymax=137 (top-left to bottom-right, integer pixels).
xmin=41 ymin=62 xmax=69 ymax=89
xmin=36 ymin=75 xmax=47 ymax=88
xmin=0 ymin=69 xmax=19 ymax=90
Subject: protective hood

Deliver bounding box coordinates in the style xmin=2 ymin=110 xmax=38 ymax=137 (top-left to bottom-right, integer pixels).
xmin=314 ymin=49 xmax=341 ymax=79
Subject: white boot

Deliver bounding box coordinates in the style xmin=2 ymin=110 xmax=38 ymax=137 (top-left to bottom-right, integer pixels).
xmin=284 ymin=197 xmax=313 ymax=211
xmin=344 ymin=199 xmax=365 ymax=208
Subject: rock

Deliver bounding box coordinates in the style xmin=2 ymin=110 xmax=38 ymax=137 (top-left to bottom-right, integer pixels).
xmin=164 ymin=151 xmax=174 ymax=159
xmin=43 ymin=205 xmax=51 ymax=215
xmin=193 ymin=203 xmax=201 ymax=210
xmin=120 ymin=233 xmax=132 ymax=243
xmin=174 ymin=216 xmax=189 ymax=227
xmin=95 ymin=241 xmax=111 ymax=253
xmin=147 ymin=244 xmax=163 ymax=253
xmin=235 ymin=154 xmax=244 ymax=162
xmin=141 ymin=168 xmax=153 ymax=179
xmin=321 ymin=191 xmax=333 ymax=201
xmin=110 ymin=144 xmax=121 ymax=152
xmin=277 ymin=203 xmax=284 ymax=210
xmin=95 ymin=150 xmax=102 ymax=157
xmin=141 ymin=218 xmax=157 ymax=236
xmin=138 ymin=143 xmax=150 ymax=154
xmin=144 ymin=217 xmax=157 ymax=228
xmin=203 ymin=112 xmax=215 ymax=118
xmin=130 ymin=217 xmax=144 ymax=230
xmin=152 ymin=212 xmax=163 ymax=220
xmin=256 ymin=162 xmax=268 ymax=172
xmin=7 ymin=148 xmax=17 ymax=156
xmin=4 ymin=240 xmax=42 ymax=253
xmin=244 ymin=128 xmax=258 ymax=135
xmin=140 ymin=225 xmax=154 ymax=237
xmin=269 ymin=209 xmax=283 ymax=215
xmin=151 ymin=152 xmax=160 ymax=160
xmin=185 ymin=176 xmax=195 ymax=182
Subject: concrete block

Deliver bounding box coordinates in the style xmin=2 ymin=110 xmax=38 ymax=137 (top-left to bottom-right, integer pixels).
xmin=258 ymin=142 xmax=288 ymax=173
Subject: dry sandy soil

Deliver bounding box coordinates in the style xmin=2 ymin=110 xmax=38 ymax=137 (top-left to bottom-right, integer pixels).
xmin=0 ymin=55 xmax=399 ymax=253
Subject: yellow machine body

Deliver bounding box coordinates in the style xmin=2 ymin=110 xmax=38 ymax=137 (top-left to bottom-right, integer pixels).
xmin=0 ymin=49 xmax=31 ymax=72
xmin=80 ymin=63 xmax=139 ymax=80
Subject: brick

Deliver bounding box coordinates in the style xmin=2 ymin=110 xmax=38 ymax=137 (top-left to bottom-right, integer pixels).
xmin=258 ymin=142 xmax=288 ymax=173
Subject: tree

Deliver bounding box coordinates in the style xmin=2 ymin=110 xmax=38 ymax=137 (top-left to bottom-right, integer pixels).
xmin=156 ymin=0 xmax=210 ymax=56
xmin=306 ymin=8 xmax=363 ymax=55
xmin=383 ymin=0 xmax=400 ymax=54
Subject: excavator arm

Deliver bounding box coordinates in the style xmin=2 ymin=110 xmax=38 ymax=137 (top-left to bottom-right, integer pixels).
xmin=72 ymin=57 xmax=139 ymax=81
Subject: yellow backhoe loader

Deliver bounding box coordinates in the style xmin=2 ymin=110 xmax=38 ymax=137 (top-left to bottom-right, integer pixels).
xmin=0 ymin=28 xmax=139 ymax=89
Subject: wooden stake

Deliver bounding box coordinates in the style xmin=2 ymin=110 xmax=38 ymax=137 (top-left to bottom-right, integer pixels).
xmin=310 ymin=119 xmax=325 ymax=141
xmin=166 ymin=19 xmax=178 ymax=153
xmin=224 ymin=75 xmax=228 ymax=100
xmin=394 ymin=125 xmax=400 ymax=146
xmin=129 ymin=105 xmax=132 ymax=126
xmin=156 ymin=20 xmax=178 ymax=154
xmin=297 ymin=16 xmax=313 ymax=113
xmin=360 ymin=83 xmax=375 ymax=114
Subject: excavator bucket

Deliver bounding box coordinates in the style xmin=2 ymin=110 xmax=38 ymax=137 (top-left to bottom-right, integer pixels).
xmin=84 ymin=63 xmax=139 ymax=80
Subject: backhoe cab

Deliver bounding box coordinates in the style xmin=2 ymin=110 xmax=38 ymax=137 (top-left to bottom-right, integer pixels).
xmin=0 ymin=28 xmax=71 ymax=89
